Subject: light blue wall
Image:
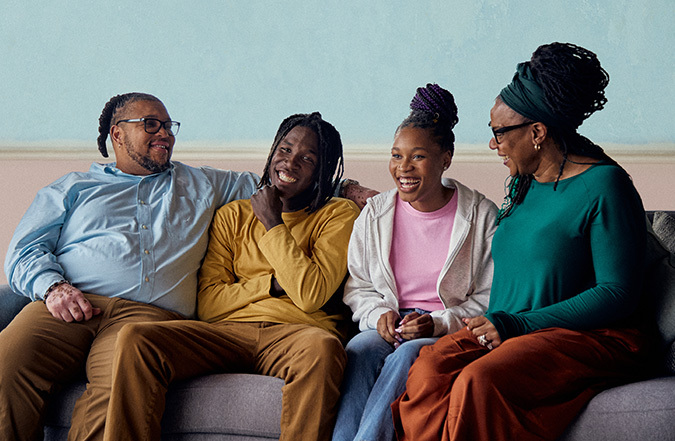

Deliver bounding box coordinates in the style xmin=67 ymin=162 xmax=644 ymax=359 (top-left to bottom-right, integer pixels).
xmin=1 ymin=0 xmax=673 ymax=147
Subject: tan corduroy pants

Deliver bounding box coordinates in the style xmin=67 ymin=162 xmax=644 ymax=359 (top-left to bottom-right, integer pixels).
xmin=0 ymin=294 xmax=182 ymax=441
xmin=103 ymin=320 xmax=347 ymax=441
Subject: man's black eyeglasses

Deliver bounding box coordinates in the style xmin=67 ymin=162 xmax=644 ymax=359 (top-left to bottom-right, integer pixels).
xmin=489 ymin=121 xmax=532 ymax=144
xmin=117 ymin=118 xmax=181 ymax=136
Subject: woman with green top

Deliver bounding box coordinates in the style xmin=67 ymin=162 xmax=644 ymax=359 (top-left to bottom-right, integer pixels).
xmin=392 ymin=42 xmax=655 ymax=441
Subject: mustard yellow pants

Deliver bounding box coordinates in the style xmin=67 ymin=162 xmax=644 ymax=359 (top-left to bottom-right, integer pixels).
xmin=104 ymin=320 xmax=347 ymax=441
xmin=0 ymin=294 xmax=182 ymax=441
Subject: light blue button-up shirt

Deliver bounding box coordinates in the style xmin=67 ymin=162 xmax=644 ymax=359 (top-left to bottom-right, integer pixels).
xmin=4 ymin=161 xmax=259 ymax=317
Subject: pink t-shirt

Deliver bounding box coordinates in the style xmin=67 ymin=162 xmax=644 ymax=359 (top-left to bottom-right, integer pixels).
xmin=389 ymin=193 xmax=457 ymax=311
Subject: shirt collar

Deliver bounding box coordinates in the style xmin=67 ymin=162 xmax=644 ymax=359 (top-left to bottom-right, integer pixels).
xmin=92 ymin=162 xmax=175 ymax=178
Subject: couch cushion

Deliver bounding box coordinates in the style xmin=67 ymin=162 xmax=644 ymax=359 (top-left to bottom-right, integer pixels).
xmin=44 ymin=374 xmax=283 ymax=440
xmin=161 ymin=373 xmax=282 ymax=438
xmin=559 ymin=376 xmax=675 ymax=441
xmin=43 ymin=382 xmax=86 ymax=439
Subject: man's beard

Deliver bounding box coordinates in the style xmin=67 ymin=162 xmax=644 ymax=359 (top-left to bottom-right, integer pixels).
xmin=125 ymin=144 xmax=170 ymax=174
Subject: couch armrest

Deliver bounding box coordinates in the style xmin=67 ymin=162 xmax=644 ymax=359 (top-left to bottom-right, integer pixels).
xmin=0 ymin=284 xmax=30 ymax=331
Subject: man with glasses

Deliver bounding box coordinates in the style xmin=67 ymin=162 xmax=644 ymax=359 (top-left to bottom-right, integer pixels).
xmin=0 ymin=93 xmax=374 ymax=440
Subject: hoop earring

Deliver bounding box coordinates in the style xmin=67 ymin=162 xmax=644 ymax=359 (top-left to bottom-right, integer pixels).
xmin=534 ymin=144 xmax=541 ymax=151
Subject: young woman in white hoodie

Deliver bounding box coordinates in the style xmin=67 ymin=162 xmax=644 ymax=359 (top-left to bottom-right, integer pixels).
xmin=332 ymin=84 xmax=498 ymax=441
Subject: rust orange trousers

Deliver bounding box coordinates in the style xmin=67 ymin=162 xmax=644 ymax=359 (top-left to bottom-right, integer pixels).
xmin=392 ymin=326 xmax=652 ymax=441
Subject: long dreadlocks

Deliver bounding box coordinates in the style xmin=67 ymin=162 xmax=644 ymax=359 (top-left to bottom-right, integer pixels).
xmin=258 ymin=112 xmax=344 ymax=214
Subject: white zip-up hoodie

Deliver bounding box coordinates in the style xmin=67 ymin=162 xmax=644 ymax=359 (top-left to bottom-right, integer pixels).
xmin=343 ymin=178 xmax=498 ymax=336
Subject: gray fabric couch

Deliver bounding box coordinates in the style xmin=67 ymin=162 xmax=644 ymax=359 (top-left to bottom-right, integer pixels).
xmin=1 ymin=211 xmax=674 ymax=441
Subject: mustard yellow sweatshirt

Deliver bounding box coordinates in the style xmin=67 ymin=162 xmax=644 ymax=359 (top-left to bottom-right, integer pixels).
xmin=198 ymin=197 xmax=359 ymax=339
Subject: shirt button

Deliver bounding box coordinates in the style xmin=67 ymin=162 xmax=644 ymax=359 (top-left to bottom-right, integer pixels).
xmin=139 ymin=200 xmax=145 ymax=205
xmin=144 ymin=249 xmax=150 ymax=254
xmin=145 ymin=277 xmax=150 ymax=282
xmin=142 ymin=225 xmax=148 ymax=230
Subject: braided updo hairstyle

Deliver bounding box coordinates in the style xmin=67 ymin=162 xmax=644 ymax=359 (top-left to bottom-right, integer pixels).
xmin=531 ymin=42 xmax=609 ymax=130
xmin=397 ymin=83 xmax=459 ymax=155
xmin=96 ymin=92 xmax=163 ymax=157
xmin=530 ymin=42 xmax=613 ymax=166
xmin=498 ymin=43 xmax=616 ymax=223
xmin=258 ymin=112 xmax=344 ymax=214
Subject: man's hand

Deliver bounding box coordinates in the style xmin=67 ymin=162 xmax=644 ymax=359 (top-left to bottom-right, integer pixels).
xmin=463 ymin=316 xmax=502 ymax=349
xmin=396 ymin=311 xmax=434 ymax=341
xmin=45 ymin=283 xmax=101 ymax=322
xmin=376 ymin=310 xmax=402 ymax=346
xmin=251 ymin=185 xmax=284 ymax=230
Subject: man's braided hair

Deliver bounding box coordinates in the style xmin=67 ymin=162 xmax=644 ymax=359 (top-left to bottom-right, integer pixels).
xmin=96 ymin=93 xmax=162 ymax=157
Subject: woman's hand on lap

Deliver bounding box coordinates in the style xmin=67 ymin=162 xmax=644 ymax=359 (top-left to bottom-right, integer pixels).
xmin=377 ymin=310 xmax=403 ymax=346
xmin=463 ymin=316 xmax=502 ymax=349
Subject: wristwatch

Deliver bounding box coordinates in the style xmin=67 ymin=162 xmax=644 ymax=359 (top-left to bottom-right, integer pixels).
xmin=44 ymin=280 xmax=68 ymax=301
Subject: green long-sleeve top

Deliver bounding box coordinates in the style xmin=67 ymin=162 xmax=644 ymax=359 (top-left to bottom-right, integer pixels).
xmin=485 ymin=162 xmax=647 ymax=341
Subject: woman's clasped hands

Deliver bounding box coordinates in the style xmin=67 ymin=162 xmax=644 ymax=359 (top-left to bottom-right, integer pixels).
xmin=377 ymin=310 xmax=434 ymax=349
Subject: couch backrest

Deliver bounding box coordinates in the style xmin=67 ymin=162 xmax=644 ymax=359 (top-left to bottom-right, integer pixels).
xmin=646 ymin=210 xmax=675 ymax=223
xmin=0 ymin=284 xmax=30 ymax=331
xmin=645 ymin=211 xmax=675 ymax=374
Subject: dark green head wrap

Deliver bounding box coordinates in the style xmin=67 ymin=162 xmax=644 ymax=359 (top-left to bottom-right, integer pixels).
xmin=499 ymin=62 xmax=575 ymax=130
